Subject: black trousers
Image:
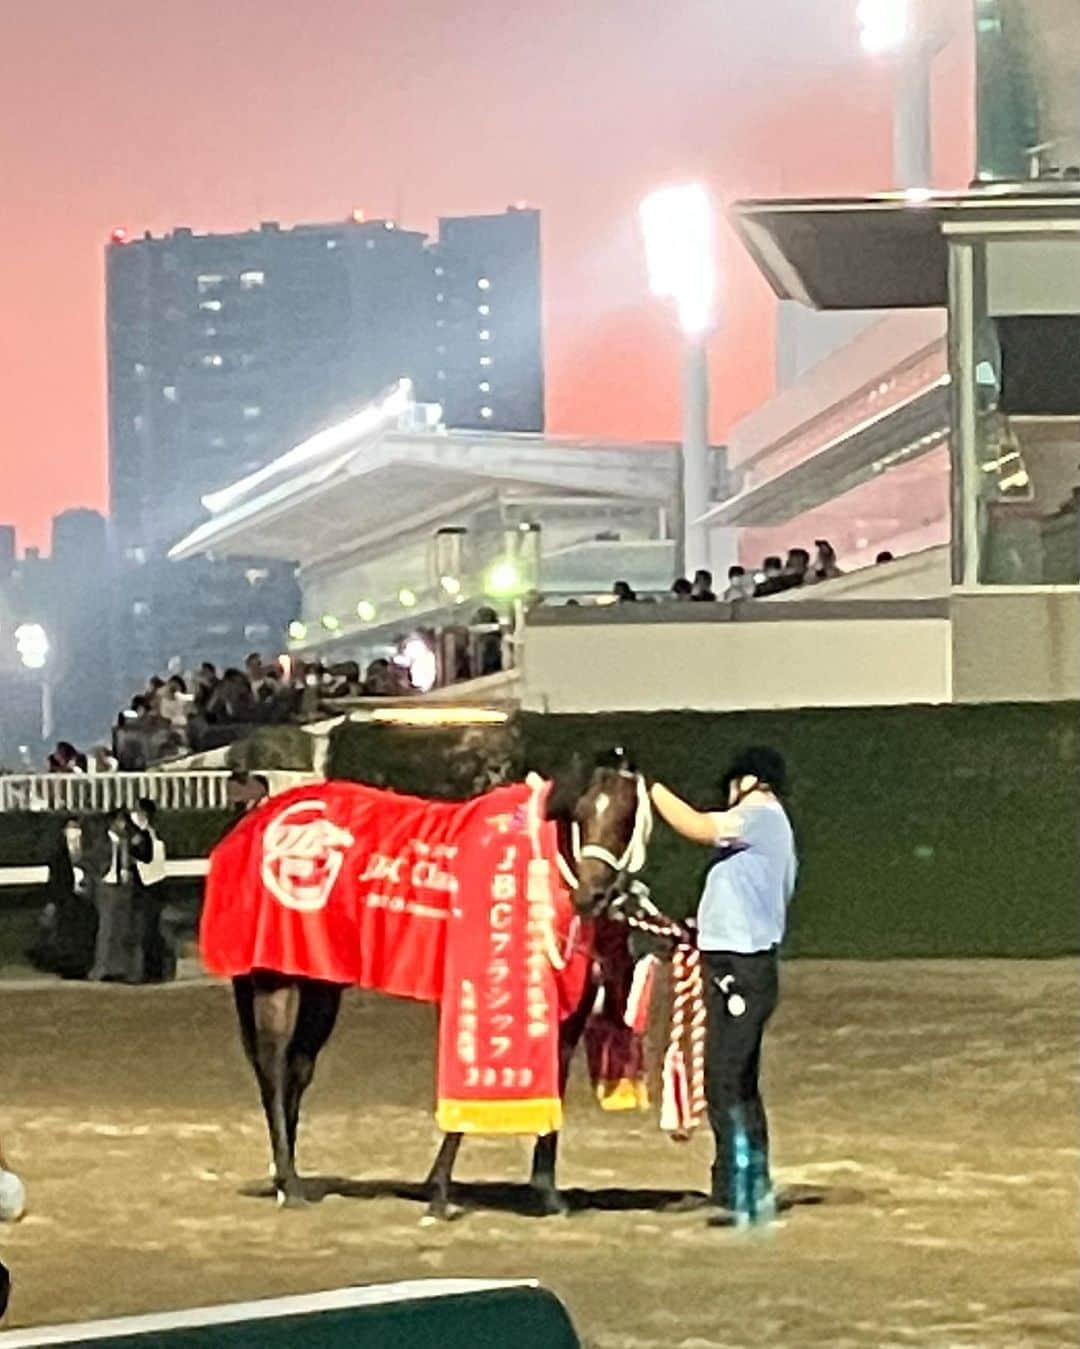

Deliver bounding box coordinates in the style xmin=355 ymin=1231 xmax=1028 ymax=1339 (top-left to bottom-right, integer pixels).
xmin=703 ymin=948 xmax=780 ymax=1208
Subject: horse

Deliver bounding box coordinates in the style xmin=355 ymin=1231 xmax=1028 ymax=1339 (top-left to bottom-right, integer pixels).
xmin=228 ymin=752 xmax=652 ymax=1212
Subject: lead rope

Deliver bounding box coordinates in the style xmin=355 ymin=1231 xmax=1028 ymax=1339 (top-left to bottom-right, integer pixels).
xmin=621 ymin=908 xmax=706 ymax=1141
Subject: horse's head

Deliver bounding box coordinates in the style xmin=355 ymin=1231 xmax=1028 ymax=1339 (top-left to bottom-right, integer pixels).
xmin=545 ymin=748 xmax=652 ymax=915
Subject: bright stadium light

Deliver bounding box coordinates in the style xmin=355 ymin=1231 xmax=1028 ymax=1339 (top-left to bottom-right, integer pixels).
xmin=639 ymin=183 xmax=715 ymax=337
xmin=485 ymin=559 xmax=522 ymax=598
xmin=857 ymin=0 xmax=911 ymax=54
xmin=356 ymin=600 xmax=377 ymax=622
xmin=398 ymin=588 xmax=418 ymax=609
xmin=640 ymin=182 xmax=716 ymax=577
xmin=15 ymin=624 xmax=48 ymax=671
xmin=288 ymin=620 xmax=307 ymax=642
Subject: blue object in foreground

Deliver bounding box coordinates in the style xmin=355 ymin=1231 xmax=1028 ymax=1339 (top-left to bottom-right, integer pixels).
xmin=0 ymin=1280 xmax=582 ymax=1348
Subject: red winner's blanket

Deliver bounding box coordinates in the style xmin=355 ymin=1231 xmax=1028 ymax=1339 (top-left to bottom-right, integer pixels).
xmin=201 ymin=779 xmax=578 ymax=1132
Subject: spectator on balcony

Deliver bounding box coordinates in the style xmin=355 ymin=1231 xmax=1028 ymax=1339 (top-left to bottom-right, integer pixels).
xmin=753 ymin=556 xmax=785 ymax=597
xmin=809 ymin=540 xmax=843 ymax=584
xmin=47 ymin=741 xmax=87 ymax=774
xmin=723 ymin=565 xmax=756 ymax=602
xmin=130 ymin=799 xmax=170 ymax=982
xmin=671 ymin=577 xmax=693 ymax=600
xmin=612 ymin=580 xmax=638 ymax=604
xmin=691 ymin=569 xmax=717 ymax=602
xmin=158 ymin=676 xmax=192 ymax=738
xmin=204 ymin=669 xmax=257 ymax=725
xmin=89 ymin=745 xmax=119 ymax=774
xmin=363 ymin=658 xmax=397 ymax=696
xmin=471 ymin=606 xmax=505 ymax=674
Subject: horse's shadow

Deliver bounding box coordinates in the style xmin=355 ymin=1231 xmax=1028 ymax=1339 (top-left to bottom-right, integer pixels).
xmin=239 ymin=1176 xmax=866 ymax=1217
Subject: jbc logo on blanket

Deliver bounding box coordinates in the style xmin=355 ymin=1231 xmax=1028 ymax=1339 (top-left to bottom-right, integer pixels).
xmin=261 ymin=800 xmax=356 ymax=912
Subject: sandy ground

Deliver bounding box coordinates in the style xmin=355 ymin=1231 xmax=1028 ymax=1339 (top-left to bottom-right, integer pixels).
xmin=0 ymin=960 xmax=1076 ymax=1348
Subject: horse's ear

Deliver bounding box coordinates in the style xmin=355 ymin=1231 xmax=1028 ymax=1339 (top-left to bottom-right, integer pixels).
xmin=594 ymin=745 xmax=636 ymax=774
xmin=544 ymin=751 xmax=589 ymax=821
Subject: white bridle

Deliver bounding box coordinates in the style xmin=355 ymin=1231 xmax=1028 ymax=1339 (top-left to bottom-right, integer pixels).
xmin=556 ymin=771 xmax=653 ymax=892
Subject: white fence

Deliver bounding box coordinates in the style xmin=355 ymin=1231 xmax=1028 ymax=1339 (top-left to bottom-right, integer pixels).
xmin=0 ymin=771 xmax=316 ymax=815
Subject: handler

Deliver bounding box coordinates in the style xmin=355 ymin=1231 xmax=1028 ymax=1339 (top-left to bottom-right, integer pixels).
xmin=648 ymin=747 xmax=797 ymax=1224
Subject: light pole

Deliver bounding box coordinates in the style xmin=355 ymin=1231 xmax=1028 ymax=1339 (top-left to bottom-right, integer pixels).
xmin=640 ymin=183 xmax=716 ymax=580
xmin=857 ymin=0 xmax=943 ymax=189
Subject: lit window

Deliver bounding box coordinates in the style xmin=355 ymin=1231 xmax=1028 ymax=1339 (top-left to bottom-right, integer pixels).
xmin=479 ymin=329 xmax=491 ymax=341
xmin=436 ymin=292 xmax=445 ymax=303
xmin=201 ymin=353 xmax=224 ymax=368
xmin=163 ymin=385 xmax=178 ymax=401
xmin=133 ymin=362 xmax=147 ymax=375
xmin=125 ymin=546 xmax=147 ymax=565
xmin=436 ymin=344 xmax=446 ymax=355
xmin=434 ymin=266 xmax=444 ymax=277
xmin=199 ymin=299 xmax=222 ymax=312
xmin=133 ymin=414 xmax=145 ymax=432
xmin=365 ymin=239 xmax=376 ymax=250
xmin=240 ymin=270 xmax=265 ymax=288
xmin=197 ymin=274 xmax=224 ymax=290
xmin=437 ymin=370 xmax=447 ymax=381
xmin=478 ymin=381 xmax=491 ymax=393
xmin=477 ymin=277 xmax=491 ymax=290
xmin=477 ymin=304 xmax=490 ymax=316
xmin=326 ymin=239 xmax=339 ymax=249
xmin=479 ymin=355 xmax=493 ymax=367
xmin=133 ymin=601 xmax=151 ymax=617
xmin=244 ymin=568 xmax=269 ymax=586
xmin=204 ymin=325 xmax=218 ymax=338
xmin=243 ymin=405 xmax=261 ymax=420
xmin=480 ymin=406 xmax=494 ymax=419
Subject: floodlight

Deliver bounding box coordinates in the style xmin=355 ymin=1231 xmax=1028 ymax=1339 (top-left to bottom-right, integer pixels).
xmin=639 ymin=183 xmax=715 ymax=336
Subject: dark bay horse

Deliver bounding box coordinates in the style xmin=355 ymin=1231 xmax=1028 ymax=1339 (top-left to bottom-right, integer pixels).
xmin=230 ymin=754 xmax=651 ymax=1212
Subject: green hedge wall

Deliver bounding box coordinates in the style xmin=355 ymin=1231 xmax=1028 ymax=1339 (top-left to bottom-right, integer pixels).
xmin=0 ymin=810 xmax=230 ymax=869
xmin=327 ymin=704 xmax=1080 ymax=959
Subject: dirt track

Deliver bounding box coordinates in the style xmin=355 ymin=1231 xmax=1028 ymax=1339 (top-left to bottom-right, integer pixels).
xmin=1 ymin=960 xmax=1077 ymax=1347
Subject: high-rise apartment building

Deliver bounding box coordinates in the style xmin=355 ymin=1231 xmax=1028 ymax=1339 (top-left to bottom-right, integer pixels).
xmin=105 ymin=207 xmax=544 ymax=685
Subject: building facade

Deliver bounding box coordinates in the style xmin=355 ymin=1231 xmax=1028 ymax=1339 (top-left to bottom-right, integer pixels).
xmin=105 ymin=207 xmax=544 ymax=690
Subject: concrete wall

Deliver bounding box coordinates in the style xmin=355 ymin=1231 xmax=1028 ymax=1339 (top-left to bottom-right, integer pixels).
xmin=952 ymin=589 xmax=1080 ymax=702
xmin=522 ymin=602 xmax=951 ymax=713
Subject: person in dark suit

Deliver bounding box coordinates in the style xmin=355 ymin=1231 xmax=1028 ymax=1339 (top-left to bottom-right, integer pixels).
xmin=27 ymin=818 xmax=97 ymax=979
xmin=86 ymin=809 xmax=135 ymax=982
xmin=130 ymin=799 xmax=169 ymax=982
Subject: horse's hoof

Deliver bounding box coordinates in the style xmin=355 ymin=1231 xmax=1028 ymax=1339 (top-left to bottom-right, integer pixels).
xmin=533 ymin=1188 xmax=570 ymax=1217
xmin=421 ymin=1203 xmax=463 ymax=1225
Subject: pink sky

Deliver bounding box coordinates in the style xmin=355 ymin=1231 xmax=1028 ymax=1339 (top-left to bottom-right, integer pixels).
xmin=0 ymin=0 xmax=973 ymax=551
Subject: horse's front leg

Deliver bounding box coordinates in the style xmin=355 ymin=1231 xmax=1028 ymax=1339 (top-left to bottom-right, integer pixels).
xmin=423 ymin=1132 xmax=463 ymax=1222
xmin=529 ymin=1004 xmax=590 ymax=1215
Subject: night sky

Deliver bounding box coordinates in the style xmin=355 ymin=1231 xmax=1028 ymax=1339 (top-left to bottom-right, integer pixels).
xmin=1 ymin=0 xmax=972 ymax=550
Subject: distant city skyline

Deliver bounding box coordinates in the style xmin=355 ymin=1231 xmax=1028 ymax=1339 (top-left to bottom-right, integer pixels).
xmin=1 ymin=0 xmax=973 ymax=550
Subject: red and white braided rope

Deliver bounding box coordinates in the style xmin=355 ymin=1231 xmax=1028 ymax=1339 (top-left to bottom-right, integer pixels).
xmin=624 ymin=910 xmax=706 ymax=1140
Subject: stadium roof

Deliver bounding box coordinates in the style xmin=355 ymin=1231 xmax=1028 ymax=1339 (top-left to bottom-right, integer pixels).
xmin=730 ymin=186 xmax=1080 ymax=310
xmin=170 ymin=381 xmax=692 ymax=568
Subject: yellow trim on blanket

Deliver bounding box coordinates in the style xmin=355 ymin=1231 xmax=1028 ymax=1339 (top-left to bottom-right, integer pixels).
xmin=436 ymin=1097 xmax=564 ymax=1136
xmin=595 ymin=1078 xmax=650 ymax=1112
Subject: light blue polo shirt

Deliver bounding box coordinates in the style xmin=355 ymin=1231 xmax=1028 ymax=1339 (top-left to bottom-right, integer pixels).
xmin=697 ymin=800 xmax=797 ymax=954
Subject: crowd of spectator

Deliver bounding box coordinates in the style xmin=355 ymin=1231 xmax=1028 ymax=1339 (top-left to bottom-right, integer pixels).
xmin=611 ymin=539 xmax=897 ymax=608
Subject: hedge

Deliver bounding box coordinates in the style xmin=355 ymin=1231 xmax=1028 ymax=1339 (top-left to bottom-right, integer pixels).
xmin=326 ymin=703 xmax=1080 ymax=959
xmin=0 ymin=810 xmax=230 ymax=870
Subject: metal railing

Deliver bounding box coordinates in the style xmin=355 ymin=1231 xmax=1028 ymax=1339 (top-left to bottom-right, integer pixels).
xmin=0 ymin=771 xmax=316 ymax=815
